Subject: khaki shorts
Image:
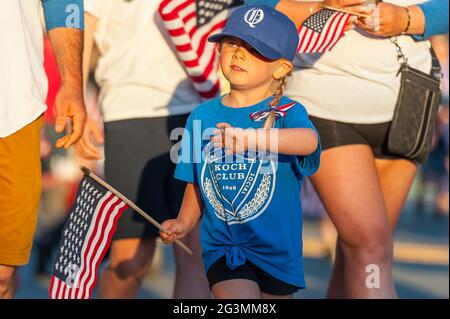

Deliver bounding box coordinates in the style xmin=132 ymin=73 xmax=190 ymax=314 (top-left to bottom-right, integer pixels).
xmin=0 ymin=116 xmax=43 ymax=266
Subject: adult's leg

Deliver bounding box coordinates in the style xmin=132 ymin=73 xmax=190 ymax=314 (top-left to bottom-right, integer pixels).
xmin=99 ymin=238 xmax=156 ymax=298
xmin=311 ymin=145 xmax=396 ymax=298
xmin=212 ymin=279 xmax=260 ymax=299
xmin=99 ymin=118 xmax=170 ymax=298
xmin=324 ymin=158 xmax=416 ymax=298
xmin=375 ymin=158 xmax=417 ymax=230
xmin=172 ymin=223 xmax=210 ymax=298
xmin=314 ymin=158 xmax=416 ymax=299
xmin=0 ymin=266 xmax=16 ymax=298
xmin=324 ymin=239 xmax=346 ymax=298
xmin=0 ymin=116 xmax=43 ymax=299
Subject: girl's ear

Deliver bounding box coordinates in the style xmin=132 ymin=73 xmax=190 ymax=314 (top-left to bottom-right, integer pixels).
xmin=216 ymin=43 xmax=222 ymax=54
xmin=273 ymin=60 xmax=293 ymax=80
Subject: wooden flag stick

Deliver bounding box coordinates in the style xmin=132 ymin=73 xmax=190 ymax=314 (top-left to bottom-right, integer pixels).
xmin=322 ymin=5 xmax=371 ymax=19
xmin=80 ymin=166 xmax=194 ymax=256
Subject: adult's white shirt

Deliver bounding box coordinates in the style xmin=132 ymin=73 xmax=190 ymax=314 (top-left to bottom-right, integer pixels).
xmin=84 ymin=0 xmax=201 ymax=123
xmin=0 ymin=1 xmax=47 ymax=137
xmin=286 ymin=0 xmax=432 ymax=124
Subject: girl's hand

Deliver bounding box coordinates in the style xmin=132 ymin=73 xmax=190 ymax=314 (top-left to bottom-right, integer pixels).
xmin=211 ymin=123 xmax=256 ymax=155
xmin=160 ymin=219 xmax=189 ymax=244
xmin=355 ymin=2 xmax=410 ymax=36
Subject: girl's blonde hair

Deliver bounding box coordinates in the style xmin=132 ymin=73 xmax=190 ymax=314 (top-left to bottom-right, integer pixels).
xmin=269 ymin=71 xmax=291 ymax=108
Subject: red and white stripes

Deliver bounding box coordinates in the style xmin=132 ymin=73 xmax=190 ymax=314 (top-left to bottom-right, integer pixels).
xmin=159 ymin=0 xmax=238 ymax=99
xmin=297 ymin=12 xmax=350 ymax=53
xmin=49 ymin=192 xmax=128 ymax=299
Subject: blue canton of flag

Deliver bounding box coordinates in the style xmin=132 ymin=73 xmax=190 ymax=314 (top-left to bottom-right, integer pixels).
xmin=196 ymin=0 xmax=243 ymax=27
xmin=49 ymin=176 xmax=128 ymax=299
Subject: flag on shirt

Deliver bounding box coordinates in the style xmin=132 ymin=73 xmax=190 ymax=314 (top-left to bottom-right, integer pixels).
xmin=297 ymin=8 xmax=351 ymax=53
xmin=159 ymin=0 xmax=243 ymax=99
xmin=49 ymin=176 xmax=128 ymax=299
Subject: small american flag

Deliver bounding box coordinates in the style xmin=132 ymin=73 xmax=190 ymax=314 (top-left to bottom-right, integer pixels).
xmin=159 ymin=0 xmax=243 ymax=99
xmin=297 ymin=8 xmax=350 ymax=53
xmin=49 ymin=176 xmax=128 ymax=299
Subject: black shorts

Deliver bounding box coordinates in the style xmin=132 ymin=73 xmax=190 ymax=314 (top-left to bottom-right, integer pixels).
xmin=207 ymin=256 xmax=300 ymax=296
xmin=310 ymin=116 xmax=408 ymax=160
xmin=104 ymin=114 xmax=189 ymax=240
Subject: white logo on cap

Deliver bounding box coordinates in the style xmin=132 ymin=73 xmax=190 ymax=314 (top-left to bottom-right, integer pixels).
xmin=244 ymin=8 xmax=264 ymax=28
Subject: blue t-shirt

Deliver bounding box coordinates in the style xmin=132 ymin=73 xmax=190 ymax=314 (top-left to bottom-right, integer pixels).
xmin=175 ymin=95 xmax=321 ymax=288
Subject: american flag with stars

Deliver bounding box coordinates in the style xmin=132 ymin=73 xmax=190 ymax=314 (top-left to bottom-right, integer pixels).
xmin=49 ymin=176 xmax=128 ymax=299
xmin=297 ymin=8 xmax=351 ymax=53
xmin=159 ymin=0 xmax=243 ymax=99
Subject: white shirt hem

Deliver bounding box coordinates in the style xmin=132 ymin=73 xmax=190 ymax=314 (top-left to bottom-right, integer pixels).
xmin=0 ymin=104 xmax=47 ymax=138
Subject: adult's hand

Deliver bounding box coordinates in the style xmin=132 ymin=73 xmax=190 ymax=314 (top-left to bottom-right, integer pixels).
xmin=54 ymin=85 xmax=87 ymax=149
xmin=275 ymin=0 xmax=370 ymax=31
xmin=74 ymin=118 xmax=103 ymax=160
xmin=356 ymin=3 xmax=426 ymax=37
xmin=323 ymin=0 xmax=365 ymax=8
xmin=322 ymin=0 xmax=373 ymax=31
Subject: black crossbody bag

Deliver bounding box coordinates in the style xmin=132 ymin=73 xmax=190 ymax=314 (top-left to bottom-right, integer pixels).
xmin=387 ymin=37 xmax=443 ymax=164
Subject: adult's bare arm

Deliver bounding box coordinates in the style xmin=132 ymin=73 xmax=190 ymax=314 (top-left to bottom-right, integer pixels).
xmin=42 ymin=0 xmax=86 ymax=149
xmin=75 ymin=12 xmax=104 ymax=160
xmin=48 ymin=28 xmax=87 ymax=149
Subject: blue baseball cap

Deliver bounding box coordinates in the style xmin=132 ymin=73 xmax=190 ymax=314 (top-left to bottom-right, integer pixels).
xmin=208 ymin=5 xmax=299 ymax=62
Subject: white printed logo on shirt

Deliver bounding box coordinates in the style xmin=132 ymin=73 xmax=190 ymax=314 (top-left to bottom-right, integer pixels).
xmin=200 ymin=144 xmax=276 ymax=225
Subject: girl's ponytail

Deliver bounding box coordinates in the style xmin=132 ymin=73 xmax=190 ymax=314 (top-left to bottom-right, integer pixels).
xmin=264 ymin=73 xmax=291 ymax=129
xmin=269 ymin=72 xmax=290 ymax=108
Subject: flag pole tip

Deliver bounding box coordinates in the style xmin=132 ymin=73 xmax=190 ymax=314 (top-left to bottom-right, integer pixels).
xmin=80 ymin=166 xmax=91 ymax=175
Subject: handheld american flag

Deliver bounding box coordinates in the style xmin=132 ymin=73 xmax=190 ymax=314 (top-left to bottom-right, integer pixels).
xmin=297 ymin=8 xmax=351 ymax=53
xmin=49 ymin=175 xmax=128 ymax=299
xmin=159 ymin=0 xmax=243 ymax=99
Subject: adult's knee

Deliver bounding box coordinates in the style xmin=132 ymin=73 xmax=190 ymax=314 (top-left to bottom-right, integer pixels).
xmin=113 ymin=255 xmax=153 ymax=281
xmin=339 ymin=228 xmax=394 ymax=266
xmin=110 ymin=240 xmax=156 ymax=280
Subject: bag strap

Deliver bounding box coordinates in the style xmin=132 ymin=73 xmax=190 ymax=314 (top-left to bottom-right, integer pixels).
xmin=390 ymin=36 xmax=408 ymax=66
xmin=390 ymin=36 xmax=443 ymax=80
xmin=430 ymin=47 xmax=443 ymax=81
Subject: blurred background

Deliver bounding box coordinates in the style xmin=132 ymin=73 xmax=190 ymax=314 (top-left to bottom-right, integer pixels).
xmin=14 ymin=30 xmax=449 ymax=299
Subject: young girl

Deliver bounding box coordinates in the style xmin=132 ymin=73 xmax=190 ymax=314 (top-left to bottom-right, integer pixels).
xmin=160 ymin=5 xmax=321 ymax=299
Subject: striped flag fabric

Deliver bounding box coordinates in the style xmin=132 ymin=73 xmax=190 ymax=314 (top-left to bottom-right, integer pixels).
xmin=297 ymin=8 xmax=351 ymax=53
xmin=158 ymin=0 xmax=243 ymax=99
xmin=49 ymin=176 xmax=128 ymax=299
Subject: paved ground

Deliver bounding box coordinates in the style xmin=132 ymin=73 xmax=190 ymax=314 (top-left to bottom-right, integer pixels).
xmin=15 ymin=200 xmax=448 ymax=299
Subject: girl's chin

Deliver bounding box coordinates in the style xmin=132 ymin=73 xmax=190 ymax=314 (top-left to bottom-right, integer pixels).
xmin=228 ymin=83 xmax=252 ymax=90
xmin=227 ymin=78 xmax=251 ymax=88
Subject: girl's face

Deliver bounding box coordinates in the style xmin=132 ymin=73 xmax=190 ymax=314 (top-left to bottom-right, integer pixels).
xmin=218 ymin=37 xmax=292 ymax=92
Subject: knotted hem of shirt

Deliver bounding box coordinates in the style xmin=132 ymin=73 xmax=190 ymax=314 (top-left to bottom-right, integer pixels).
xmin=225 ymin=246 xmax=246 ymax=270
